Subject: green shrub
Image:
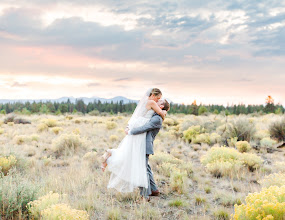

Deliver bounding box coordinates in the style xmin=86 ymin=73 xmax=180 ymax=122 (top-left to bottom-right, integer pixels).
xmin=193 ymin=133 xmax=211 ymax=144
xmin=51 ymin=127 xmax=63 ymax=135
xmin=210 ymin=133 xmax=222 ymax=145
xmin=232 ymin=186 xmax=285 ymax=220
xmin=168 ymin=199 xmax=187 ymax=207
xmin=170 ymin=170 xmax=187 ymax=194
xmin=41 ymin=118 xmax=58 ymax=128
xmin=41 ymin=203 xmax=89 ymax=220
xmin=109 ymin=135 xmax=119 ymax=142
xmin=201 ymin=146 xmax=263 ymax=178
xmin=107 ymin=207 xmax=122 ymax=220
xmin=0 ymin=155 xmax=17 ymax=175
xmin=213 ymin=208 xmax=230 ymax=220
xmin=195 ymin=194 xmax=206 ymax=205
xmin=106 ymin=121 xmax=118 ymax=130
xmin=37 ymin=123 xmax=49 ymax=132
xmin=260 ymin=137 xmax=277 ymax=148
xmin=224 ymin=117 xmax=256 ymax=142
xmin=183 ymin=125 xmax=203 ymax=143
xmin=52 ymin=133 xmax=86 ymax=157
xmin=236 ymin=141 xmax=251 ymax=153
xmin=259 ymin=172 xmax=285 ymax=188
xmin=269 ymin=117 xmax=285 ymax=142
xmin=89 ymin=110 xmax=100 ymax=116
xmin=0 ymin=172 xmax=39 ymax=219
xmin=27 ymin=191 xmax=63 ymax=219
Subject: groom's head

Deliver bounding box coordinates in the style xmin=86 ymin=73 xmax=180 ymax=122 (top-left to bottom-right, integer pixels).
xmin=157 ymin=99 xmax=170 ymax=111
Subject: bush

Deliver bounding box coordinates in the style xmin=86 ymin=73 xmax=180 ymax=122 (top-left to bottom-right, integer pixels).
xmin=260 ymin=137 xmax=277 ymax=148
xmin=134 ymin=203 xmax=162 ymax=220
xmin=241 ymin=153 xmax=263 ymax=171
xmin=82 ymin=151 xmax=99 ymax=168
xmin=195 ymin=194 xmax=206 ymax=205
xmin=213 ymin=209 xmax=230 ymax=220
xmin=210 ymin=133 xmax=222 ymax=145
xmin=109 ymin=135 xmax=119 ymax=142
xmin=224 ymin=117 xmax=256 ymax=142
xmin=37 ymin=123 xmax=49 ymax=132
xmin=107 ymin=207 xmax=122 ymax=220
xmin=201 ymin=146 xmax=263 ymax=178
xmin=14 ymin=134 xmax=39 ymax=145
xmin=193 ymin=133 xmax=210 ymax=144
xmin=168 ymin=199 xmax=187 ymax=207
xmin=269 ymin=117 xmax=285 ymax=142
xmin=51 ymin=127 xmax=63 ymax=135
xmin=259 ymin=172 xmax=285 ymax=188
xmin=106 ymin=121 xmax=118 ymax=130
xmin=236 ymin=141 xmax=251 ymax=153
xmin=183 ymin=125 xmax=203 ymax=143
xmin=41 ymin=203 xmax=89 ymax=220
xmin=0 ymin=155 xmax=17 ymax=175
xmin=7 ymin=122 xmax=14 ymax=126
xmin=27 ymin=191 xmax=63 ymax=219
xmin=232 ymin=186 xmax=285 ymax=220
xmin=51 ymin=133 xmax=86 ymax=157
xmin=41 ymin=119 xmax=58 ymax=128
xmin=89 ymin=110 xmax=100 ymax=116
xmin=170 ymin=170 xmax=187 ymax=194
xmin=0 ymin=172 xmax=39 ymax=219
xmin=151 ymin=152 xmax=182 ymax=165
xmin=163 ymin=118 xmax=178 ymax=127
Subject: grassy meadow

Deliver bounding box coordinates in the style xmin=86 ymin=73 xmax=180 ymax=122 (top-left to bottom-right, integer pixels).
xmin=0 ymin=112 xmax=285 ymax=219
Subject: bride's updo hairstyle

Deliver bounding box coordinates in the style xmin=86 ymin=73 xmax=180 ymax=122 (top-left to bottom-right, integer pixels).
xmin=149 ymin=88 xmax=162 ymax=97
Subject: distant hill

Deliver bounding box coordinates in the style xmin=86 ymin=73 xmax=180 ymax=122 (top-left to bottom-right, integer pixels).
xmin=0 ymin=96 xmax=138 ymax=104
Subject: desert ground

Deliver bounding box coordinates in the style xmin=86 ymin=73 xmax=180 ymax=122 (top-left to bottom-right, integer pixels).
xmin=0 ymin=113 xmax=284 ymax=219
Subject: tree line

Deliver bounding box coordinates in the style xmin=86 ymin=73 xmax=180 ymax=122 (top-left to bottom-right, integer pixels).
xmin=0 ymin=96 xmax=284 ymax=115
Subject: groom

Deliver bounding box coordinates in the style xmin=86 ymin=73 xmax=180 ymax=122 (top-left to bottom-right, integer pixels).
xmin=125 ymin=99 xmax=170 ymax=200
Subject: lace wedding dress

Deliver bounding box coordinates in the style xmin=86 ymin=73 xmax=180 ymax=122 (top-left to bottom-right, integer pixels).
xmin=106 ymin=104 xmax=155 ymax=192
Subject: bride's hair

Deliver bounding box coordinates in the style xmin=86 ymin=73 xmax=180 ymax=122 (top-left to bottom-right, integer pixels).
xmin=149 ymin=88 xmax=162 ymax=97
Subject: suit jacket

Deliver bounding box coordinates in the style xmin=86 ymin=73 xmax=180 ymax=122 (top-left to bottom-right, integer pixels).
xmin=129 ymin=113 xmax=162 ymax=155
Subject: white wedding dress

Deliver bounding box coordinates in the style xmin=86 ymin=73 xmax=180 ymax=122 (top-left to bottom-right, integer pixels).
xmin=106 ymin=107 xmax=155 ymax=192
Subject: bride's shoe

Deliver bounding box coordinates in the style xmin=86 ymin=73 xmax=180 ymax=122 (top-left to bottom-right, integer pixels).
xmin=101 ymin=150 xmax=112 ymax=172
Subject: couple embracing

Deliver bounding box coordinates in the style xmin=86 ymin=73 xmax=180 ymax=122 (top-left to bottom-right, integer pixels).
xmin=101 ymin=88 xmax=170 ymax=201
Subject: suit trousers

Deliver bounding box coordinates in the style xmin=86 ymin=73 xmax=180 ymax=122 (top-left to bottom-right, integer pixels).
xmin=139 ymin=154 xmax=158 ymax=199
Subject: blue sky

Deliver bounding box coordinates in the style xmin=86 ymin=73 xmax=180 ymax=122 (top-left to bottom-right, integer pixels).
xmin=0 ymin=0 xmax=284 ymax=105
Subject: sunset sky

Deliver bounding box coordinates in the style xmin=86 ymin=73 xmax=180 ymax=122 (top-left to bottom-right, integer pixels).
xmin=0 ymin=0 xmax=284 ymax=105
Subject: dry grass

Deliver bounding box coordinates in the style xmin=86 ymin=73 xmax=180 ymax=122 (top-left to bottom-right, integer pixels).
xmin=0 ymin=113 xmax=284 ymax=219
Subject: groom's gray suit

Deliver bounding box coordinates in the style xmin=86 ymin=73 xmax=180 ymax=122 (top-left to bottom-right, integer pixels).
xmin=129 ymin=113 xmax=162 ymax=199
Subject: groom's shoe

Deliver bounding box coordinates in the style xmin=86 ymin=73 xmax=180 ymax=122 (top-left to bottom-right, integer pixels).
xmin=150 ymin=190 xmax=160 ymax=196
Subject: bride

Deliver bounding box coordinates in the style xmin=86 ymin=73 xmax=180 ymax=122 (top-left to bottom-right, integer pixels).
xmin=101 ymin=88 xmax=167 ymax=193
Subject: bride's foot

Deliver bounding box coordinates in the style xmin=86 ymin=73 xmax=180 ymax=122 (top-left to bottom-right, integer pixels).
xmin=101 ymin=161 xmax=107 ymax=172
xmin=101 ymin=150 xmax=112 ymax=172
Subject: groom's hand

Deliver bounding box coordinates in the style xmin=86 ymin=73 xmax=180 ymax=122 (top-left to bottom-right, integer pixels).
xmin=125 ymin=128 xmax=130 ymax=135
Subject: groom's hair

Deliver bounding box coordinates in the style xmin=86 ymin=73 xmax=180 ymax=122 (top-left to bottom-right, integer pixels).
xmin=162 ymin=99 xmax=170 ymax=111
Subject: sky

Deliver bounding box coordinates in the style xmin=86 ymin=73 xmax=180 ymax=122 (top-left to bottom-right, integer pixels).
xmin=0 ymin=0 xmax=284 ymax=105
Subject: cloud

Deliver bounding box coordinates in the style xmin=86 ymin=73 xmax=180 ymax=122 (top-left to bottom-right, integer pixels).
xmin=0 ymin=0 xmax=284 ymax=104
xmin=87 ymin=82 xmax=101 ymax=87
xmin=113 ymin=77 xmax=131 ymax=81
xmin=11 ymin=82 xmax=28 ymax=87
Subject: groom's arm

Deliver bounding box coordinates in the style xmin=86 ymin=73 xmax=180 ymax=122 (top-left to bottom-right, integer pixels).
xmin=129 ymin=116 xmax=162 ymax=135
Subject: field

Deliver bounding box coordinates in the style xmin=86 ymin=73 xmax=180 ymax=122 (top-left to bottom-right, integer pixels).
xmin=0 ymin=113 xmax=284 ymax=219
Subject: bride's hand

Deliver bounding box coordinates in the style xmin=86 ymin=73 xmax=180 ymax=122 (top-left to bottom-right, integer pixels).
xmin=161 ymin=110 xmax=167 ymax=120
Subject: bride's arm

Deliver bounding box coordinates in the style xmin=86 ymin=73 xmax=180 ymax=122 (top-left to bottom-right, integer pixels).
xmin=148 ymin=100 xmax=166 ymax=120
